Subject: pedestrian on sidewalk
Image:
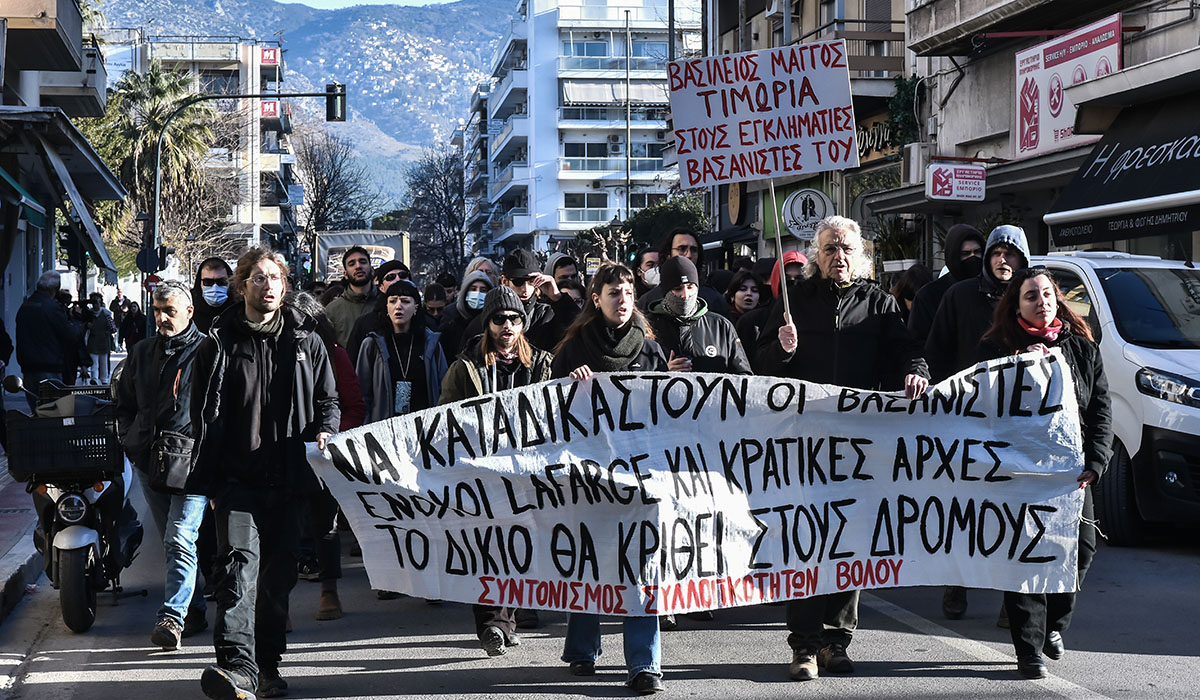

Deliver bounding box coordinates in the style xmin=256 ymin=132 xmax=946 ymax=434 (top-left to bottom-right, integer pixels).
xmin=552 ymin=263 xmax=668 ymax=696
xmin=439 ymin=285 xmax=553 ymax=657
xmin=85 ymin=292 xmax=118 ymax=385
xmin=114 ymin=280 xmax=209 ymax=650
xmin=192 ymin=247 xmax=339 ymax=700
xmin=978 ymin=267 xmax=1111 ymax=680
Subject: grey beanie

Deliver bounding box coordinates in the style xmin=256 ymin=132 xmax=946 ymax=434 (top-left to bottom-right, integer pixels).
xmin=481 ymin=286 xmax=526 ymax=327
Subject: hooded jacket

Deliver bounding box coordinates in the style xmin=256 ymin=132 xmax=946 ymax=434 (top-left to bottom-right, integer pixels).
xmin=637 ymin=280 xmax=731 ymax=318
xmin=189 ymin=303 xmax=340 ymax=495
xmin=191 ymin=257 xmax=237 ymax=334
xmin=924 ymin=225 xmax=1030 ymax=382
xmin=647 ymin=297 xmax=752 ymax=375
xmin=755 ymin=276 xmax=928 ymax=390
xmin=907 ymin=224 xmax=986 ymax=345
xmin=439 ymin=270 xmax=495 ymax=356
xmin=356 ymin=326 xmax=449 ymax=423
xmin=543 ymin=252 xmax=573 ymax=278
xmin=115 ymin=322 xmax=205 ymax=484
xmin=463 ymin=286 xmax=579 ymax=353
xmin=325 ymin=283 xmax=379 ymax=347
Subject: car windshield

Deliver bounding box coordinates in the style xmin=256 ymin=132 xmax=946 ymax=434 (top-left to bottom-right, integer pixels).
xmin=1097 ymin=267 xmax=1200 ymax=349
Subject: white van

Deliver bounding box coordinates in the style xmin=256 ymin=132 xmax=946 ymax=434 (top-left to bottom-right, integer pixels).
xmin=1031 ymin=252 xmax=1200 ymax=544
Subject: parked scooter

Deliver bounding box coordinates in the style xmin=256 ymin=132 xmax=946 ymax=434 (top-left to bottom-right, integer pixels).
xmin=3 ymin=375 xmax=144 ymax=632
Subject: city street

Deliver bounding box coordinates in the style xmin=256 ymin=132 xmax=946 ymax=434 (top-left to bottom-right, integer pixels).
xmin=1 ymin=480 xmax=1197 ymax=700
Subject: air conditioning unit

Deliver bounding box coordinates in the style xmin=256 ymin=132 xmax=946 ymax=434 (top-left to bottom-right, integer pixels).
xmin=609 ymin=142 xmax=623 ymax=154
xmin=591 ymin=180 xmax=603 ymax=189
xmin=902 ymin=143 xmax=930 ymax=185
xmin=765 ymin=0 xmax=785 ymax=19
xmin=608 ymin=134 xmax=622 ymax=144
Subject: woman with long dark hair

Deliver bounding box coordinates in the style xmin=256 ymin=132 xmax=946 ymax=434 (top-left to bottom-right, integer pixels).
xmin=553 ymin=263 xmax=668 ymax=695
xmin=978 ymin=267 xmax=1112 ymax=680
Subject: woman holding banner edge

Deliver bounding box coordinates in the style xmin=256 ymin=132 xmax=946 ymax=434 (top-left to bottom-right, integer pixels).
xmin=438 ymin=286 xmax=554 ymax=657
xmin=552 ymin=263 xmax=669 ymax=695
xmin=977 ymin=266 xmax=1112 ymax=680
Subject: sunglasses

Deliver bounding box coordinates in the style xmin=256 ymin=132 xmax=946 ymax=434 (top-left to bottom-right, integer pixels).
xmin=200 ymin=278 xmax=229 ymax=287
xmin=382 ymin=271 xmax=409 ymax=282
xmin=490 ymin=313 xmax=524 ymax=326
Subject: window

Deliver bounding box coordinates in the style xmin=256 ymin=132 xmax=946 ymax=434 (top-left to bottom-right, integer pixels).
xmin=564 ymin=41 xmax=609 ymax=57
xmin=565 ymin=193 xmax=608 ymax=209
xmin=1097 ymin=267 xmax=1200 ymax=349
xmin=564 ymin=142 xmax=608 ymax=158
xmin=630 ymin=193 xmax=667 ymax=209
xmin=630 ymin=142 xmax=666 ymax=159
xmin=199 ymin=70 xmax=239 ymax=95
xmin=632 ymin=41 xmax=668 ymax=58
xmin=1050 ymin=268 xmax=1100 ymax=341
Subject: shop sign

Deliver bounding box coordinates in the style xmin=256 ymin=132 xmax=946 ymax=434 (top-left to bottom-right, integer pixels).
xmin=1014 ymin=14 xmax=1121 ymax=159
xmin=781 ymin=188 xmax=834 ymax=240
xmin=856 ymin=114 xmax=898 ymax=164
xmin=925 ymin=163 xmax=986 ymax=201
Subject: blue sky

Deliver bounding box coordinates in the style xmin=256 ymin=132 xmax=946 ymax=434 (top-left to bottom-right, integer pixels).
xmin=288 ymin=0 xmax=456 ymax=8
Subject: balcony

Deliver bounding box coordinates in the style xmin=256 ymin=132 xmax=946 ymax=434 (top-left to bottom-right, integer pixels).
xmin=559 ymin=157 xmax=666 ymax=173
xmin=558 ymin=2 xmax=702 ymax=27
xmin=559 ymin=208 xmax=618 ymax=224
xmin=558 ymin=107 xmax=668 ymax=131
xmin=489 ymin=69 xmax=528 ymax=120
xmin=489 ymin=115 xmax=529 ymax=160
xmin=494 ymin=207 xmax=532 ymax=242
xmin=39 ymin=40 xmax=107 ymax=117
xmin=798 ymin=20 xmax=905 ymax=80
xmin=149 ymin=37 xmax=241 ymax=63
xmin=465 ymin=197 xmax=491 ymax=225
xmin=489 ymin=18 xmax=529 ymax=74
xmin=489 ymin=162 xmax=529 ymax=200
xmin=5 ymin=0 xmax=85 ymax=71
xmin=558 ymin=56 xmax=668 ymax=75
xmin=906 ymin=0 xmax=1100 ymax=56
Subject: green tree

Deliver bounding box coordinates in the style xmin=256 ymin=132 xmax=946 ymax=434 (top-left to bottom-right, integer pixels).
xmin=624 ymin=193 xmax=709 ymax=250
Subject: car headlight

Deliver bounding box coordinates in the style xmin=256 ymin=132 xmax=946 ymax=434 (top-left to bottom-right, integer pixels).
xmin=1136 ymin=367 xmax=1200 ymax=409
xmin=56 ymin=493 xmax=88 ymax=524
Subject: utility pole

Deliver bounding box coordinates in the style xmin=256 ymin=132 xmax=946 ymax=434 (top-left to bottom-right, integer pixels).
xmin=625 ymin=10 xmax=632 ymax=221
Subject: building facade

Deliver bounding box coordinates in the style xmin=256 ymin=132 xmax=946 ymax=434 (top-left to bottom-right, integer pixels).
xmin=475 ymin=0 xmax=702 ymax=254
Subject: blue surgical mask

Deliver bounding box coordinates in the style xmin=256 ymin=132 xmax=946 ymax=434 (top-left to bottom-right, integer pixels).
xmin=202 ymin=285 xmax=229 ymax=307
xmin=465 ymin=290 xmax=486 ymax=310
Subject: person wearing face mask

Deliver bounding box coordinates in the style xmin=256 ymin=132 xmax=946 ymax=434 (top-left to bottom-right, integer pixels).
xmin=646 ymin=256 xmax=751 ymax=377
xmin=191 ymin=257 xmax=236 ymax=334
xmin=463 ymin=249 xmax=580 ymax=354
xmin=439 ymin=270 xmax=494 ymax=357
xmin=633 ymin=249 xmax=660 ymax=298
xmin=637 ymin=228 xmax=730 ymax=317
xmin=907 ymin=224 xmax=985 ymax=346
xmin=355 ymin=280 xmax=449 ymax=423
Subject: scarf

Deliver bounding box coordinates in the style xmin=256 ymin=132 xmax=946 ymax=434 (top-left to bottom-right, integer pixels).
xmin=242 ymin=307 xmax=285 ymax=337
xmin=579 ymin=314 xmax=648 ymax=371
xmin=1018 ymin=316 xmax=1063 ymax=342
xmin=662 ymin=290 xmax=699 ymax=318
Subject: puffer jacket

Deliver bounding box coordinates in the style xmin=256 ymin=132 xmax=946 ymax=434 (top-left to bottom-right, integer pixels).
xmin=755 ymin=276 xmax=927 ymax=390
xmin=647 ymin=297 xmax=752 ymax=374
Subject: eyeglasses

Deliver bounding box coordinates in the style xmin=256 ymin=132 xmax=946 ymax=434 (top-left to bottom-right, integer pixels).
xmin=200 ymin=278 xmax=229 ymax=287
xmin=490 ymin=314 xmax=524 ymax=326
xmin=509 ymin=277 xmax=533 ymax=286
xmin=249 ymin=273 xmax=284 ymax=287
xmin=672 ymin=245 xmax=700 ymax=255
xmin=382 ymin=271 xmax=409 ymax=282
xmin=820 ymin=244 xmax=859 ymax=256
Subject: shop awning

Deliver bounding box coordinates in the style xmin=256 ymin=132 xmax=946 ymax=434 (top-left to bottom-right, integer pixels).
xmin=1044 ymin=95 xmax=1200 ymax=245
xmin=700 ymin=225 xmax=758 ymax=250
xmin=36 ymin=133 xmax=118 ymax=275
xmin=0 ymin=164 xmax=47 ymax=229
xmin=562 ymin=80 xmax=669 ymax=105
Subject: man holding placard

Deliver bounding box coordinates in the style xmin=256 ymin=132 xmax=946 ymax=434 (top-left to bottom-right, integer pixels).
xmin=756 ymin=216 xmax=928 ymax=681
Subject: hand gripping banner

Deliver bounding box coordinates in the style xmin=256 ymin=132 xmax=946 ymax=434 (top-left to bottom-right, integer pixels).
xmin=308 ymin=351 xmax=1086 ymax=616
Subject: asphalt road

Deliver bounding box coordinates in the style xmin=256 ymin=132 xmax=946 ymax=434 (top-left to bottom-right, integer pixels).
xmin=2 ymin=484 xmax=1197 ymax=700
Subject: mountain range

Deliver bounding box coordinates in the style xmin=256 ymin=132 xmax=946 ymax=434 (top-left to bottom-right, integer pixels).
xmin=98 ymin=0 xmax=510 ymax=205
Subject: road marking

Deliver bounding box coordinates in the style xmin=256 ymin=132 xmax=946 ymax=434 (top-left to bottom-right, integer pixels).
xmin=861 ymin=593 xmax=1112 ymax=700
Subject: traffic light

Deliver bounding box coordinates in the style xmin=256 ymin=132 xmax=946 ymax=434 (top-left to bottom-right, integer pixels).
xmin=156 ymin=244 xmax=175 ymax=272
xmin=325 ymin=83 xmax=346 ymax=122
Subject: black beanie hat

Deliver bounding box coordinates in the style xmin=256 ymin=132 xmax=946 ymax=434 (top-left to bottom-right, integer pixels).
xmin=375 ymin=260 xmax=410 ymax=284
xmin=502 ymin=249 xmax=540 ymax=279
xmin=481 ymin=286 xmax=527 ymax=327
xmin=655 ymin=255 xmax=699 ymax=291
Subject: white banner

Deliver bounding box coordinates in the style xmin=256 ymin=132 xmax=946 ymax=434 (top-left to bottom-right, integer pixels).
xmin=667 ymin=43 xmax=859 ymax=190
xmin=309 ymin=352 xmax=1085 ymax=616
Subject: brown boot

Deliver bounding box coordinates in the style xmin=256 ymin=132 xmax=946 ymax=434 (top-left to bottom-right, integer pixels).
xmin=317 ymin=582 xmax=342 ymax=621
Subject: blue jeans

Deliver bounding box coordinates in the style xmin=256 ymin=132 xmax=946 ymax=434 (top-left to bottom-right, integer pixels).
xmin=139 ymin=474 xmax=208 ymax=624
xmin=562 ymin=614 xmax=661 ymax=683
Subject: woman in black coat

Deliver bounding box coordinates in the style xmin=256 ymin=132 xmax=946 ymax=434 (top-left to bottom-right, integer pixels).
xmin=978 ymin=266 xmax=1113 ymax=681
xmin=552 ymin=263 xmax=668 ymax=695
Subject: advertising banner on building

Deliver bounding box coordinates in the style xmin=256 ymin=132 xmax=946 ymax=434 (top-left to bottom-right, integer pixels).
xmin=311 ymin=354 xmax=1087 ymax=615
xmin=925 ymin=163 xmax=986 ymax=201
xmin=668 ymin=42 xmax=859 ymax=189
xmin=1014 ymin=14 xmax=1121 ymax=159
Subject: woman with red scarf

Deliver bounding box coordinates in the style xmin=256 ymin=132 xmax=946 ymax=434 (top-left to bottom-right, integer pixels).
xmin=977 ymin=267 xmax=1113 ymax=680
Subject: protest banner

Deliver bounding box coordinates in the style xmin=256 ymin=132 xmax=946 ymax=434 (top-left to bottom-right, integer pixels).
xmin=667 ymin=42 xmax=860 ymax=190
xmin=309 ymin=352 xmax=1086 ymax=617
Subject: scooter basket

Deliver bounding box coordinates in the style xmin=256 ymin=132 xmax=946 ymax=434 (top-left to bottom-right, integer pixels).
xmin=5 ymin=410 xmax=123 ymax=483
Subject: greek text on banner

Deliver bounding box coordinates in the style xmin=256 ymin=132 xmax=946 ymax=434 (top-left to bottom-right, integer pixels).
xmin=667 ymin=42 xmax=860 ymax=189
xmin=308 ymin=352 xmax=1085 ymax=617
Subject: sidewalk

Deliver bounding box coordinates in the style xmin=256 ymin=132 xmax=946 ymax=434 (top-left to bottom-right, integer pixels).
xmin=0 ymin=456 xmax=42 ymax=626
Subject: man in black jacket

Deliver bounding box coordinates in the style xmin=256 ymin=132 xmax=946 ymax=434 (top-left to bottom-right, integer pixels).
xmin=462 ymin=249 xmax=579 ymax=353
xmin=646 ymin=256 xmax=751 ymax=375
xmin=15 ymin=270 xmax=78 ymax=406
xmin=637 ymin=228 xmax=730 ymax=316
xmin=193 ymin=247 xmax=339 ymax=700
xmin=191 ymin=257 xmax=236 ymax=334
xmin=907 ymin=224 xmax=985 ymax=346
xmin=115 ymin=279 xmax=209 ymax=650
xmin=756 ymin=216 xmax=928 ymax=682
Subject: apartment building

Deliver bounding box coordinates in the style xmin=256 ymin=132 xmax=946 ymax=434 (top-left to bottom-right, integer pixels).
xmin=0 ymin=1 xmax=125 ymax=368
xmin=867 ymin=0 xmax=1200 ymax=262
xmin=476 ymin=0 xmax=702 ymax=254
xmin=102 ymin=31 xmax=303 ymax=261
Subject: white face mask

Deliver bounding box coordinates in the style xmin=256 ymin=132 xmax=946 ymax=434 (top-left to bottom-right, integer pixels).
xmin=465 ymin=290 xmax=486 ymax=310
xmin=642 ymin=267 xmax=660 ymax=287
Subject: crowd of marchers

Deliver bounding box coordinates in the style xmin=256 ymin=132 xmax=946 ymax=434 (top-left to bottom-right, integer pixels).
xmin=7 ymin=216 xmax=1112 ymax=699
